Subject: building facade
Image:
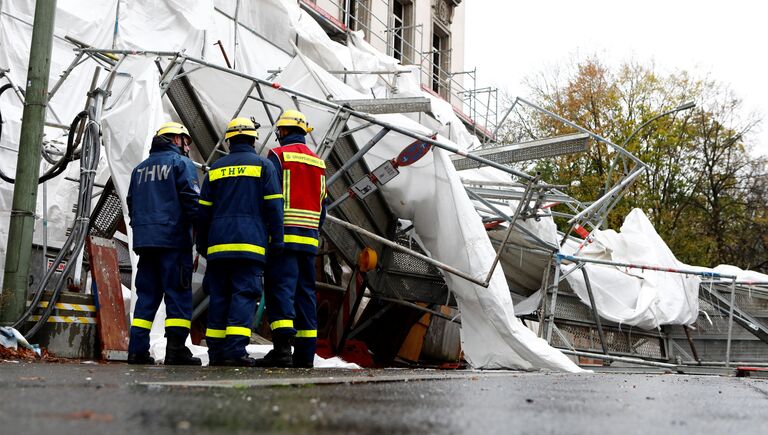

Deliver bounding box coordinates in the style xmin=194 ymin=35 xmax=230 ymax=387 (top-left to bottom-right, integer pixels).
xmin=298 ymin=1 xmax=493 ymax=137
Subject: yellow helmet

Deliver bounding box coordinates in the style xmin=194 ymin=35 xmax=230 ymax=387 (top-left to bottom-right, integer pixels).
xmin=225 ymin=117 xmax=259 ymax=140
xmin=275 ymin=110 xmax=313 ymax=134
xmin=156 ymin=121 xmax=190 ymax=138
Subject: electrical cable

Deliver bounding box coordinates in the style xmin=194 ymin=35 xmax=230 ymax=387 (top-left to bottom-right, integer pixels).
xmin=0 ymin=80 xmax=86 ymax=184
xmin=12 ymin=114 xmax=101 ymax=338
xmin=38 ymin=111 xmax=87 ymax=183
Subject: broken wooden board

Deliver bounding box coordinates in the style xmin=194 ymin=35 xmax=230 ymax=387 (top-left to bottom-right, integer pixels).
xmin=86 ymin=236 xmax=129 ymax=361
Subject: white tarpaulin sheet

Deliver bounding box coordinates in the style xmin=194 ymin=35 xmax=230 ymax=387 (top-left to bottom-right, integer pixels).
xmin=561 ymin=208 xmax=701 ymax=329
xmin=458 ymin=168 xmax=704 ymax=329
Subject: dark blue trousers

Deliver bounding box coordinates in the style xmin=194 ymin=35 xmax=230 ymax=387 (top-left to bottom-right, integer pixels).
xmin=205 ymin=259 xmax=263 ymax=361
xmin=265 ymin=251 xmax=318 ymax=365
xmin=129 ymin=248 xmax=193 ymax=355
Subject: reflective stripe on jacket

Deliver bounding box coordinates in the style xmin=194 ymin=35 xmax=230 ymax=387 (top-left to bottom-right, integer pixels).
xmin=197 ymin=142 xmax=284 ymax=262
xmin=268 ymin=139 xmax=327 ymax=254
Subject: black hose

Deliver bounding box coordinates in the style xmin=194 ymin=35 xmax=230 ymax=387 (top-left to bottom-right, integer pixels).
xmin=11 ymin=114 xmax=101 ymax=337
xmin=38 ymin=111 xmax=87 ymax=182
xmin=0 ymin=80 xmax=85 ymax=184
xmin=22 ymin=118 xmax=101 ymax=339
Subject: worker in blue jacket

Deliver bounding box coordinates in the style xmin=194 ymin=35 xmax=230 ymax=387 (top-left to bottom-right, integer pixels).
xmin=126 ymin=122 xmax=201 ymax=365
xmin=197 ymin=117 xmax=284 ymax=367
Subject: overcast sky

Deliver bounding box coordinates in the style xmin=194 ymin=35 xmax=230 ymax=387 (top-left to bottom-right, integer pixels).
xmin=465 ymin=0 xmax=768 ymax=154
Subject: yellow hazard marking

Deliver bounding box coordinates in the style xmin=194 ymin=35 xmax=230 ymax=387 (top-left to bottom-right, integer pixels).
xmin=28 ymin=315 xmax=96 ymax=324
xmin=32 ymin=301 xmax=96 ymax=312
xmin=208 ymin=165 xmax=262 ymax=181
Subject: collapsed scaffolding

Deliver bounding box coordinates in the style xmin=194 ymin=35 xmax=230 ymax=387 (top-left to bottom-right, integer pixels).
xmin=15 ymin=42 xmax=766 ymax=369
xmin=2 ymin=0 xmax=767 ymax=371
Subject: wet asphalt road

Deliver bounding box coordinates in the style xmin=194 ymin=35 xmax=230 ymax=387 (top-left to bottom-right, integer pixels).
xmin=1 ymin=362 xmax=767 ymax=434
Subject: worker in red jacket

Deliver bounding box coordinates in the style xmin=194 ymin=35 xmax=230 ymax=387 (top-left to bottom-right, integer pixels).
xmin=256 ymin=110 xmax=326 ymax=368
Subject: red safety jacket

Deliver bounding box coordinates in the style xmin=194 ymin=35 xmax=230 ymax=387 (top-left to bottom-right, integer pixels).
xmin=268 ymin=142 xmax=327 ymax=253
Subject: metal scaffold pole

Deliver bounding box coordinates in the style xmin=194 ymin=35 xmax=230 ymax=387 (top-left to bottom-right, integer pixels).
xmin=1 ymin=1 xmax=58 ymax=325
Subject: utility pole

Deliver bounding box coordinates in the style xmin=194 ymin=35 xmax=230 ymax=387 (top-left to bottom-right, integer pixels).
xmin=1 ymin=1 xmax=58 ymax=325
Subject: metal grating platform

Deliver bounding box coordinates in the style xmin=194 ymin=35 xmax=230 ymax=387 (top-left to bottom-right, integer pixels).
xmin=666 ymin=286 xmax=768 ymax=363
xmin=164 ymin=68 xmax=220 ymax=160
xmin=334 ymin=97 xmax=432 ymax=114
xmin=323 ymin=134 xmax=390 ymax=266
xmin=542 ymin=293 xmax=667 ymax=360
xmin=552 ymin=322 xmax=666 ymax=360
xmin=375 ymin=232 xmax=452 ymax=305
xmin=451 ymin=133 xmax=589 ymax=170
xmin=89 ymin=178 xmax=123 ymax=239
xmin=323 ymin=131 xmax=451 ymax=305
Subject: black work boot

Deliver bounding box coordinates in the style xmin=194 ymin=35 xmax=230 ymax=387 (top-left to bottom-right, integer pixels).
xmin=254 ymin=335 xmax=293 ymax=368
xmin=217 ymin=355 xmax=259 ymax=367
xmin=127 ymin=352 xmax=155 ymax=365
xmin=164 ymin=327 xmax=202 ymax=366
xmin=293 ymin=337 xmax=317 ymax=369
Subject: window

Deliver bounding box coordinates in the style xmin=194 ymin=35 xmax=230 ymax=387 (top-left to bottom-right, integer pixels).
xmin=391 ymin=0 xmax=413 ymax=63
xmin=348 ymin=0 xmax=370 ymax=38
xmin=431 ymin=24 xmax=451 ymax=98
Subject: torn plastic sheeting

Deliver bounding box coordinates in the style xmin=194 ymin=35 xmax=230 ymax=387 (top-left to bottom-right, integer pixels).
xmin=0 ymin=0 xmax=118 ymax=284
xmin=460 ymin=167 xmax=702 ymax=330
xmin=116 ymin=0 xmax=212 ymax=52
xmin=219 ymin=0 xmax=298 ymax=58
xmin=460 ymin=167 xmax=560 ymax=295
xmin=0 ymin=0 xmax=210 ymax=286
xmin=562 ymin=209 xmax=700 ymax=329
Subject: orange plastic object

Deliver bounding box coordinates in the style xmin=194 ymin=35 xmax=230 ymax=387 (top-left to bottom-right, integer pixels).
xmin=357 ymin=247 xmax=378 ymax=272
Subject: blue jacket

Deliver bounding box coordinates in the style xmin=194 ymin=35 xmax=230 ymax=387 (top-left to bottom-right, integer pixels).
xmin=268 ymin=132 xmax=327 ymax=254
xmin=197 ymin=141 xmax=284 ymax=263
xmin=127 ymin=136 xmax=200 ymax=252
